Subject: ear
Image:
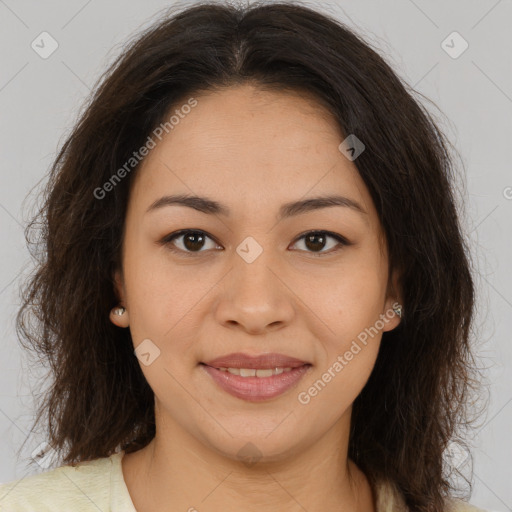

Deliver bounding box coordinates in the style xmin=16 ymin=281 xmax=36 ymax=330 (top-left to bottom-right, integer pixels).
xmin=382 ymin=268 xmax=403 ymax=333
xmin=110 ymin=267 xmax=129 ymax=328
xmin=112 ymin=267 xmax=125 ymax=302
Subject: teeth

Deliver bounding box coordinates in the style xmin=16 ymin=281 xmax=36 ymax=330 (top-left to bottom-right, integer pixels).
xmin=254 ymin=369 xmax=273 ymax=377
xmin=218 ymin=367 xmax=294 ymax=377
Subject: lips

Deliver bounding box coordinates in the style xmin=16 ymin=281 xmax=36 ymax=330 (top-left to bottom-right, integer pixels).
xmin=200 ymin=352 xmax=312 ymax=402
xmin=202 ymin=352 xmax=309 ymax=370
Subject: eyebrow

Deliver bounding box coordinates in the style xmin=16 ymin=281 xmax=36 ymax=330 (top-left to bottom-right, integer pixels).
xmin=145 ymin=193 xmax=367 ymax=220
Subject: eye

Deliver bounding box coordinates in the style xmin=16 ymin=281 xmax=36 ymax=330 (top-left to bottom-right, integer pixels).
xmin=160 ymin=229 xmax=350 ymax=257
xmin=161 ymin=230 xmax=221 ymax=255
xmin=290 ymin=230 xmax=349 ymax=256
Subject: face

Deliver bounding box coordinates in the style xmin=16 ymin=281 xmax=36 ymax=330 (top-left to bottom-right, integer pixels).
xmin=111 ymin=84 xmax=401 ymax=462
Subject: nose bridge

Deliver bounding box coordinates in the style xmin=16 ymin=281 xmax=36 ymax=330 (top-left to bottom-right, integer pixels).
xmin=214 ymin=234 xmax=295 ymax=332
xmin=232 ymin=234 xmax=281 ymax=302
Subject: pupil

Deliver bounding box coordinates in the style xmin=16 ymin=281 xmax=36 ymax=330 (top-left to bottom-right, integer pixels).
xmin=184 ymin=232 xmax=205 ymax=251
xmin=305 ymin=233 xmax=325 ymax=252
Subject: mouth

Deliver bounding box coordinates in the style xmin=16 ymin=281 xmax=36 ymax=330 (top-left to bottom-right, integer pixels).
xmin=199 ymin=354 xmax=312 ymax=402
xmin=208 ymin=366 xmax=301 ymax=377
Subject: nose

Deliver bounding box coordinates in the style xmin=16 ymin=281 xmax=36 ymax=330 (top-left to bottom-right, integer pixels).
xmin=213 ymin=247 xmax=295 ymax=335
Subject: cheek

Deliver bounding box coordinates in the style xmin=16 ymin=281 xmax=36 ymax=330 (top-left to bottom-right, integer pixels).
xmin=316 ymin=258 xmax=387 ymax=333
xmin=122 ymin=241 xmax=196 ymax=336
xmin=298 ymin=293 xmax=384 ymax=422
xmin=296 ymin=340 xmax=380 ymax=434
xmin=307 ymin=253 xmax=386 ymax=385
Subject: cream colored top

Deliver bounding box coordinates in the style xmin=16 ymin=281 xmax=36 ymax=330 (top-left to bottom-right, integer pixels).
xmin=0 ymin=451 xmax=486 ymax=511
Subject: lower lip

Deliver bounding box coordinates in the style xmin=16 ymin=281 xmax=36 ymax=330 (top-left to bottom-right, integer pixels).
xmin=201 ymin=364 xmax=312 ymax=402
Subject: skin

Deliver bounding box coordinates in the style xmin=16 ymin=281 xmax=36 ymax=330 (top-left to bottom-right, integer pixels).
xmin=111 ymin=84 xmax=401 ymax=512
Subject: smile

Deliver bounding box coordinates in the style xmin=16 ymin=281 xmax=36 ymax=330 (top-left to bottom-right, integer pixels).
xmin=216 ymin=367 xmax=294 ymax=377
xmin=200 ymin=363 xmax=312 ymax=402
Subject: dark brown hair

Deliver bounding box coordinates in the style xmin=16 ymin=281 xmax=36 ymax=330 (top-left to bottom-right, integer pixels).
xmin=17 ymin=2 xmax=484 ymax=511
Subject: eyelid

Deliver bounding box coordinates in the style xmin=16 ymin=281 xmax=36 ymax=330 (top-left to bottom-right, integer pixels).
xmin=160 ymin=229 xmax=222 ymax=256
xmin=160 ymin=229 xmax=350 ymax=256
xmin=290 ymin=230 xmax=350 ymax=256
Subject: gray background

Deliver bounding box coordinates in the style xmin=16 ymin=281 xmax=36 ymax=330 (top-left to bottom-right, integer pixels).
xmin=0 ymin=0 xmax=510 ymax=510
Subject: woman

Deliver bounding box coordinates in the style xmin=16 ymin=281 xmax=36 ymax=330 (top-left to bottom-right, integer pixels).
xmin=0 ymin=2 xmax=486 ymax=511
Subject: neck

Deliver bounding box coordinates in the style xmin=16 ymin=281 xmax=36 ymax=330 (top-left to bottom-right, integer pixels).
xmin=122 ymin=414 xmax=376 ymax=512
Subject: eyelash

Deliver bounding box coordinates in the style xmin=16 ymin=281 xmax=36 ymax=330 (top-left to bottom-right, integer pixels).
xmin=160 ymin=229 xmax=350 ymax=257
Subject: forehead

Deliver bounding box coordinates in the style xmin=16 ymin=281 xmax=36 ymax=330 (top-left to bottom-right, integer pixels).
xmin=129 ymin=84 xmax=377 ymax=228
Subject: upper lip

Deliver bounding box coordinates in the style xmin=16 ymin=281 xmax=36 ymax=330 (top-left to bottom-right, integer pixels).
xmin=202 ymin=352 xmax=310 ymax=369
